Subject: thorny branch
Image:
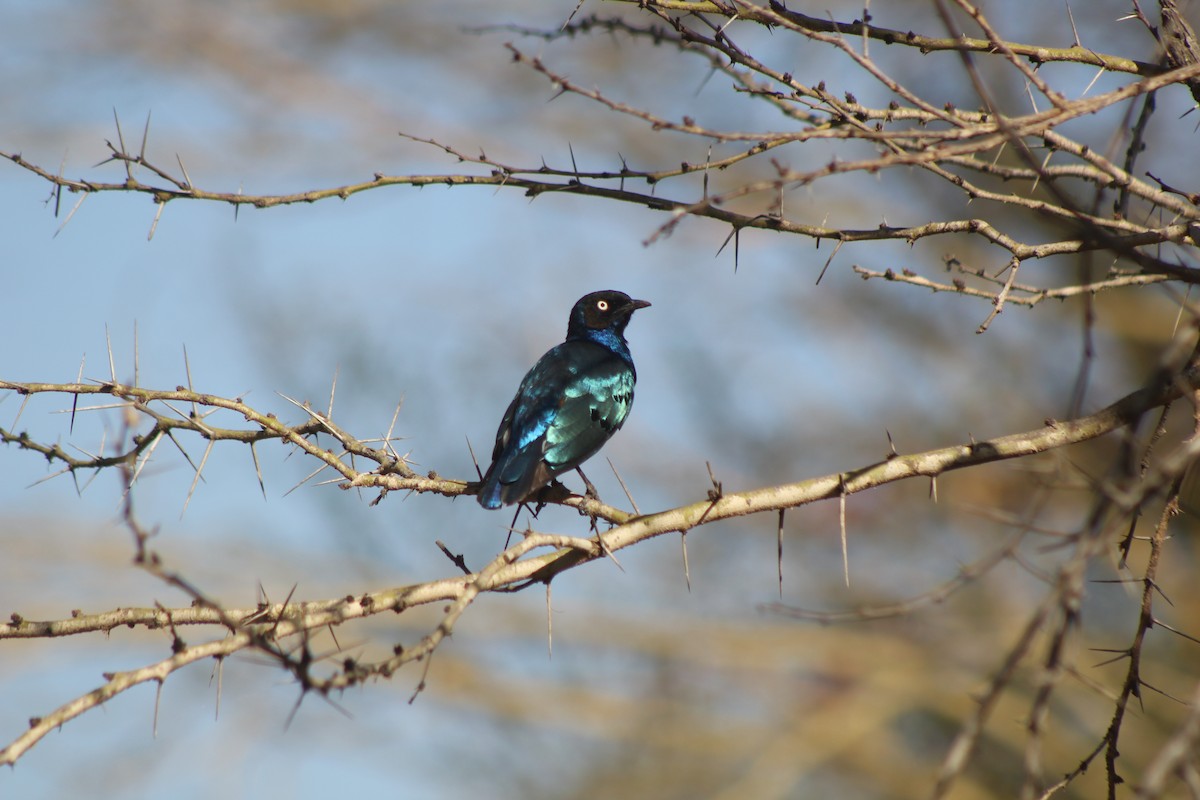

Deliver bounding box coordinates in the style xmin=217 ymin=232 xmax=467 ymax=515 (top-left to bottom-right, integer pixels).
xmin=2 ymin=334 xmax=1200 ymax=766
xmin=5 ymin=2 xmax=1200 ymax=304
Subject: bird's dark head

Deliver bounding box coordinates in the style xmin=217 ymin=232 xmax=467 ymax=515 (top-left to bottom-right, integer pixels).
xmin=567 ymin=290 xmax=651 ymax=340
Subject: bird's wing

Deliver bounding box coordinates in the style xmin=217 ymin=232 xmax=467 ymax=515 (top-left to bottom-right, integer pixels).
xmin=493 ymin=343 xmax=633 ymax=468
xmin=480 ymin=342 xmax=636 ymax=507
xmin=542 ymin=352 xmax=635 ymax=470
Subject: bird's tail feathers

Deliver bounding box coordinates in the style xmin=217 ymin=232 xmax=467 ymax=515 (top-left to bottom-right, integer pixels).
xmin=476 ymin=460 xmax=506 ymax=509
xmin=476 ymin=448 xmax=553 ymax=509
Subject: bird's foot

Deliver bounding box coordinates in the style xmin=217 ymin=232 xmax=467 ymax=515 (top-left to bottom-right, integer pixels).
xmin=573 ymin=468 xmax=604 ymax=533
xmin=532 ymin=480 xmax=572 ymax=509
xmin=575 ymin=468 xmax=600 ymax=502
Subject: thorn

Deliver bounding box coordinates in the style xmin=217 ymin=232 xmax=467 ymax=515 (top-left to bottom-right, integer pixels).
xmin=151 ymin=677 xmax=166 ymax=740
xmin=1079 ymin=65 xmax=1105 ymax=97
xmin=545 ymin=582 xmax=554 ymax=659
xmin=680 ymin=531 xmax=692 ymax=591
xmin=276 ymin=391 xmax=337 ymax=436
xmin=839 ymin=475 xmax=850 ymax=588
xmin=408 ymin=652 xmax=434 ymax=704
xmin=466 ymin=436 xmax=483 ymax=481
xmin=139 ymin=110 xmax=152 ymax=161
xmin=128 ymin=430 xmax=164 ymax=488
xmin=573 ymin=466 xmax=600 ymax=503
xmin=861 ymin=0 xmax=872 ymax=57
xmin=181 ymin=439 xmax=215 ymax=518
xmin=697 ymin=461 xmax=723 ymax=525
xmin=105 ymin=324 xmax=117 ymax=385
xmin=504 ymin=505 xmax=522 ymax=549
xmin=11 ymin=392 xmax=32 ymax=434
xmin=383 ymin=397 xmax=405 ymax=453
xmin=715 ymin=225 xmax=740 ymax=274
xmin=1063 ymin=0 xmax=1082 ymax=48
xmin=26 ymin=465 xmax=73 ymax=490
xmin=163 ymin=428 xmax=203 ymax=477
xmin=283 ymin=461 xmax=332 ymax=497
xmin=268 ymin=584 xmax=299 ymax=639
xmin=284 ymin=687 xmax=307 ymax=729
xmin=53 ymin=153 xmax=67 ymax=217
xmin=1151 ymin=618 xmax=1200 ymax=645
xmin=249 ymin=441 xmax=267 ymax=499
xmin=53 ymin=192 xmax=88 ymax=238
xmin=176 ymin=153 xmax=193 ymax=191
xmin=607 ymin=457 xmax=640 ymax=515
xmin=777 ymin=509 xmax=785 ymax=599
xmin=182 ymin=344 xmax=198 ymax=419
xmin=560 ymin=0 xmax=585 ymax=32
xmin=112 ymin=108 xmax=132 ymax=181
xmin=568 ymin=141 xmax=580 ymax=177
xmin=147 ymin=201 xmax=165 ymax=241
xmin=815 ymin=238 xmax=845 ymax=285
xmin=694 ymin=64 xmax=719 ymax=97
xmin=213 ymin=657 xmax=223 ymax=721
xmin=595 ymin=532 xmax=624 ymax=572
xmin=705 ymin=460 xmax=723 ymax=498
xmin=70 ymin=353 xmax=86 ymax=434
xmin=327 ymin=366 xmax=339 ymax=420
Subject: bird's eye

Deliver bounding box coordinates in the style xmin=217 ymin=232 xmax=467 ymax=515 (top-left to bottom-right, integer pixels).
xmin=597 ymin=300 xmax=609 ymax=311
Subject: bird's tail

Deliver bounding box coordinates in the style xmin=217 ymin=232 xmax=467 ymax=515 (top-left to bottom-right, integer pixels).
xmin=476 ymin=472 xmax=504 ymax=509
xmin=476 ymin=449 xmax=552 ymax=509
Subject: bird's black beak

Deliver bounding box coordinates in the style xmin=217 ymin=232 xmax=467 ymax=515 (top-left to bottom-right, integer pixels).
xmin=624 ymin=298 xmax=652 ymax=314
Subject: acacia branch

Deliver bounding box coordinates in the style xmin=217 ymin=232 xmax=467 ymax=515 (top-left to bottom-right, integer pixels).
xmin=4 ymin=345 xmax=1197 ymax=546
xmin=6 ymin=47 xmax=1200 ymax=287
xmin=0 ymin=342 xmax=1193 ymax=764
xmin=853 ymin=265 xmax=1172 ymax=308
xmin=608 ymin=0 xmax=1159 ymax=77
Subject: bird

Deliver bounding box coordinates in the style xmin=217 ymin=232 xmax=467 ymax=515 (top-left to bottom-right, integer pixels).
xmin=476 ymin=290 xmax=651 ymax=509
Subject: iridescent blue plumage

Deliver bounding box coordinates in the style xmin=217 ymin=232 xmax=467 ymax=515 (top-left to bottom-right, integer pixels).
xmin=477 ymin=290 xmax=650 ymax=509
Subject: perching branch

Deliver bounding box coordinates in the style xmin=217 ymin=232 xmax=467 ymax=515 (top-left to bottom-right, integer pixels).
xmin=2 ymin=336 xmax=1198 ymax=762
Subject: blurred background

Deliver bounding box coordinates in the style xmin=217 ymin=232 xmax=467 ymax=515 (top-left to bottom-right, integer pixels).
xmin=2 ymin=1 xmax=1198 ymax=797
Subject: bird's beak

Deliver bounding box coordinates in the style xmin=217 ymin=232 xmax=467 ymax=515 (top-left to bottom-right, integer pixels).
xmin=624 ymin=298 xmax=652 ymax=313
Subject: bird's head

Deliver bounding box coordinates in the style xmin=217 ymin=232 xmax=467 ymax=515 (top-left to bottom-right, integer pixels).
xmin=567 ymin=290 xmax=651 ymax=340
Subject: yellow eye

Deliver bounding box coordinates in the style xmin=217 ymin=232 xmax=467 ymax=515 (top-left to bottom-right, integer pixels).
xmin=597 ymin=300 xmax=609 ymax=311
